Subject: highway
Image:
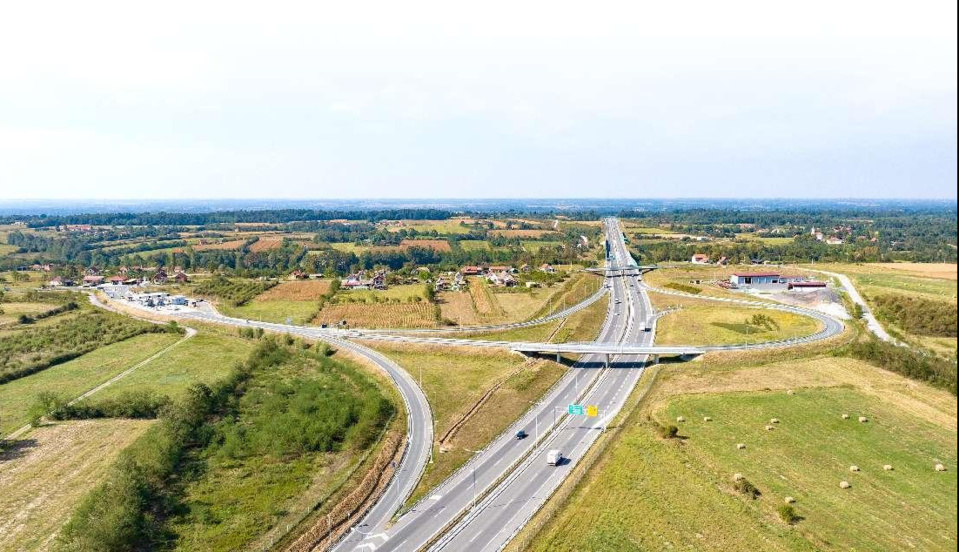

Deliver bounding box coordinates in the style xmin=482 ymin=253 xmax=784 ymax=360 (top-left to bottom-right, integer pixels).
xmin=105 ymin=217 xmax=843 ymax=552
xmin=427 ymin=218 xmax=653 ymax=552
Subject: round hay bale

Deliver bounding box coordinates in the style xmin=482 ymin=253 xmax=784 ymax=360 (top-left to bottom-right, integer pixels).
xmin=858 ymin=416 xmax=868 ymax=423
xmin=765 ymin=425 xmax=775 ymax=431
xmin=883 ymin=465 xmax=894 ymax=471
xmin=786 ymin=390 xmax=795 ymax=395
xmin=770 ymin=418 xmax=780 ymax=424
xmin=784 ymin=496 xmax=796 ymax=504
xmin=736 ymin=443 xmax=746 ymax=450
xmin=842 ymin=414 xmax=850 ymax=420
xmin=733 ymin=473 xmax=745 ymax=482
xmin=676 ymin=416 xmax=686 ymax=423
xmin=849 ymin=465 xmax=860 ymax=472
xmin=703 ymin=416 xmax=713 ymax=422
xmin=839 ymin=481 xmax=851 ymax=489
xmin=935 ymin=464 xmax=947 ymax=472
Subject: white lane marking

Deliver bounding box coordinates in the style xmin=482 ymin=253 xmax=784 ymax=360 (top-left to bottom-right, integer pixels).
xmin=355 ymin=544 xmax=376 ymax=551
xmin=430 ymin=494 xmax=443 ymax=500
xmin=468 ymin=530 xmax=484 ymax=543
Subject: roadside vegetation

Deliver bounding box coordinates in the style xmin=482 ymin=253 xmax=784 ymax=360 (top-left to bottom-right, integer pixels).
xmin=871 ymin=294 xmax=957 ymax=338
xmin=58 ymin=337 xmax=395 ymax=552
xmin=194 ymin=275 xmax=277 ymax=307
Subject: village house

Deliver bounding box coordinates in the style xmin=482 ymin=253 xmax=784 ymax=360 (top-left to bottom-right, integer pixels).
xmin=49 ymin=276 xmax=74 ymax=287
xmin=82 ymin=275 xmax=104 ymax=286
xmin=487 ymin=270 xmax=517 ymax=287
xmin=152 ymin=269 xmax=169 ymax=285
xmin=540 ymin=263 xmax=556 ymax=273
xmin=691 ymin=253 xmax=710 ymax=264
xmin=108 ymin=275 xmax=125 ymax=285
xmin=85 ymin=266 xmax=101 ymax=276
xmin=461 ymin=266 xmax=483 ymax=276
xmin=174 ymin=271 xmax=189 ymax=284
xmin=289 ymin=269 xmax=308 ymax=280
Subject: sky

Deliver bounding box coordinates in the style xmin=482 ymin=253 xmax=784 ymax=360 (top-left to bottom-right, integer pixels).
xmin=1 ymin=1 xmax=956 ymax=200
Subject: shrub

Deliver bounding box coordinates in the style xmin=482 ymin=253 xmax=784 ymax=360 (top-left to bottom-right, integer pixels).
xmin=842 ymin=338 xmax=957 ymax=395
xmin=657 ymin=423 xmax=680 ymax=439
xmin=734 ymin=478 xmax=761 ymax=499
xmin=665 ymin=282 xmax=702 ymax=294
xmin=778 ymin=504 xmax=800 ymax=524
xmin=872 ymin=294 xmax=957 ymax=337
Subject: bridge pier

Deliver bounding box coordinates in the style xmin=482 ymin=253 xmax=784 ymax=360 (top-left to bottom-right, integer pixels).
xmin=556 ymin=352 xmax=562 ymax=364
xmin=651 ymin=354 xmax=659 ymax=365
xmin=605 ymin=354 xmax=611 ymax=368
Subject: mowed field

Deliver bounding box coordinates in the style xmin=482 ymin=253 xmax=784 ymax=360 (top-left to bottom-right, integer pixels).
xmin=221 ymin=280 xmax=330 ymax=324
xmin=808 ymin=263 xmax=957 ymax=303
xmin=365 ymin=342 xmax=566 ymax=507
xmin=525 ymin=354 xmax=957 ymax=552
xmin=651 ymin=295 xmax=824 ymax=346
xmin=0 ymin=419 xmax=155 ymax=551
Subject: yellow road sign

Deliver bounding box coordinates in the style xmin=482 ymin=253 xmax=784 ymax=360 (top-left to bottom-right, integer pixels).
xmin=587 ymin=405 xmax=599 ymax=417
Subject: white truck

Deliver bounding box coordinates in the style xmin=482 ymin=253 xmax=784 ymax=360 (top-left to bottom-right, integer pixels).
xmin=546 ymin=449 xmax=564 ymax=466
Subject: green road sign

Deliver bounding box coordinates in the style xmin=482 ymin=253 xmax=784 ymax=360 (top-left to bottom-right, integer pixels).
xmin=568 ymin=404 xmax=585 ymax=416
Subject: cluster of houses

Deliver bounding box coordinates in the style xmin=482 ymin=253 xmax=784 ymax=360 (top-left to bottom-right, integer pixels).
xmin=810 ymin=226 xmax=848 ymax=245
xmin=48 ymin=266 xmax=190 ymax=288
xmin=341 ymin=270 xmax=388 ymax=290
xmin=122 ymin=291 xmax=193 ymax=308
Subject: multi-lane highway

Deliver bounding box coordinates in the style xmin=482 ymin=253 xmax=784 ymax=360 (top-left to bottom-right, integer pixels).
xmin=428 ymin=218 xmax=653 ymax=552
xmin=92 ymin=217 xmax=845 ymax=552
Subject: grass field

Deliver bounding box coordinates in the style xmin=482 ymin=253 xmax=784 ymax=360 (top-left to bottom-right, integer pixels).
xmin=366 ymin=343 xmax=566 ymax=507
xmin=458 ymin=240 xmax=490 ymax=251
xmin=526 ymin=352 xmax=957 ymax=552
xmin=220 ymin=280 xmax=330 ymax=324
xmin=192 ymin=239 xmax=247 ymax=251
xmin=490 ymin=229 xmax=554 ymax=238
xmin=645 ymin=265 xmax=780 ymax=302
xmin=385 ymin=219 xmax=475 ymax=234
xmin=0 ymin=419 xmax=155 ymax=551
xmin=652 ymin=296 xmax=822 ymax=346
xmin=0 ymin=333 xmax=180 ymax=435
xmin=522 ymin=241 xmax=563 ymax=252
xmin=0 ymin=243 xmax=18 ymax=257
xmin=94 ymin=332 xmax=255 ymax=401
xmin=808 ymin=263 xmax=957 ymax=303
xmin=0 ymin=301 xmax=58 ymax=326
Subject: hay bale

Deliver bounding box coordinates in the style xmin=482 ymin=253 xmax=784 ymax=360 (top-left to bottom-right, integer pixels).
xmin=765 ymin=425 xmax=775 ymax=431
xmin=839 ymin=481 xmax=851 ymax=489
xmin=842 ymin=414 xmax=850 ymax=420
xmin=736 ymin=443 xmax=746 ymax=450
xmin=935 ymin=464 xmax=947 ymax=472
xmin=703 ymin=416 xmax=713 ymax=422
xmin=770 ymin=418 xmax=780 ymax=424
xmin=849 ymin=465 xmax=860 ymax=472
xmin=883 ymin=465 xmax=894 ymax=471
xmin=784 ymin=496 xmax=796 ymax=504
xmin=786 ymin=390 xmax=795 ymax=395
xmin=733 ymin=473 xmax=745 ymax=482
xmin=676 ymin=416 xmax=686 ymax=423
xmin=858 ymin=416 xmax=868 ymax=423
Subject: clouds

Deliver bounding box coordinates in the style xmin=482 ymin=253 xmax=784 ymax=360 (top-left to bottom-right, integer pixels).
xmin=0 ymin=1 xmax=955 ymax=199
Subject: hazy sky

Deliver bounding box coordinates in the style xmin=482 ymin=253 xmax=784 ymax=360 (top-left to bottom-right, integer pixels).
xmin=1 ymin=1 xmax=956 ymax=200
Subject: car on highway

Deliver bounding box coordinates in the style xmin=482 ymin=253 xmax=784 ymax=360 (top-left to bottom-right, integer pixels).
xmin=546 ymin=449 xmax=563 ymax=466
xmin=516 ymin=430 xmax=528 ymax=440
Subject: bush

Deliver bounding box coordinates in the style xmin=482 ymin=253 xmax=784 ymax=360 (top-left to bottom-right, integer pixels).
xmin=778 ymin=504 xmax=800 ymax=524
xmin=842 ymin=338 xmax=957 ymax=395
xmin=656 ymin=423 xmax=680 ymax=439
xmin=734 ymin=478 xmax=761 ymax=499
xmin=665 ymin=282 xmax=702 ymax=294
xmin=872 ymin=294 xmax=957 ymax=337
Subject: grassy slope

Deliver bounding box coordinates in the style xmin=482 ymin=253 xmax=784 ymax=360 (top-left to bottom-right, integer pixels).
xmin=0 ymin=332 xmax=180 ymax=434
xmin=366 ymin=343 xmax=566 ymax=507
xmin=0 ymin=419 xmax=155 ymax=550
xmin=528 ymin=354 xmax=957 ymax=552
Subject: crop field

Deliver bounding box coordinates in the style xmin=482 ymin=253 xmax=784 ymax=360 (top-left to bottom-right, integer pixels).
xmin=221 ymin=280 xmax=330 ymax=324
xmin=367 ymin=342 xmax=566 ymax=507
xmin=94 ymin=332 xmax=255 ymax=401
xmin=0 ymin=419 xmax=155 ymax=551
xmin=490 ymin=229 xmax=554 ymax=238
xmin=652 ymin=297 xmax=823 ymax=346
xmin=528 ymin=353 xmax=957 ymax=552
xmin=385 ymin=219 xmax=475 ymax=234
xmin=399 ymin=238 xmax=452 ymax=251
xmin=0 ymin=332 xmax=180 ymax=434
xmin=248 ymin=235 xmax=285 ymax=252
xmin=437 ymin=290 xmax=483 ymax=325
xmin=193 ymin=239 xmax=247 ymax=251
xmin=325 ymin=242 xmax=374 ymax=254
xmin=314 ymin=301 xmax=437 ymax=329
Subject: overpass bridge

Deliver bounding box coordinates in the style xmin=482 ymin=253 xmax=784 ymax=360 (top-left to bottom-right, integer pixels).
xmin=584 ymin=264 xmax=658 ymax=274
